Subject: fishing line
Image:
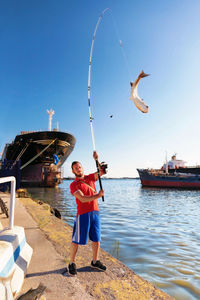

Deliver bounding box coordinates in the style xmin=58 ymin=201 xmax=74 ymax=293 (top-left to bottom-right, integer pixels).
xmin=110 ymin=12 xmax=133 ymax=80
xmin=87 ymin=8 xmax=131 ymax=201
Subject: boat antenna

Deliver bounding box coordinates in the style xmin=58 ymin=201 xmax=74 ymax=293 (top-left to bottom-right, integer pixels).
xmin=88 ymin=8 xmax=111 ymax=202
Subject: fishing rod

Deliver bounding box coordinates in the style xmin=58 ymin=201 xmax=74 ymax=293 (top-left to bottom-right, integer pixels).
xmin=87 ymin=8 xmax=131 ymax=201
xmin=88 ymin=8 xmax=110 ymax=202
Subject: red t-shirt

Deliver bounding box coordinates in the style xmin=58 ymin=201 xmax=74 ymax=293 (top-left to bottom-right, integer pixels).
xmin=70 ymin=173 xmax=99 ymax=216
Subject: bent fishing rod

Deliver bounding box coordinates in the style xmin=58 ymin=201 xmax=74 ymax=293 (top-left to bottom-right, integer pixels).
xmin=88 ymin=8 xmax=110 ymax=202
xmin=88 ymin=8 xmax=131 ymax=201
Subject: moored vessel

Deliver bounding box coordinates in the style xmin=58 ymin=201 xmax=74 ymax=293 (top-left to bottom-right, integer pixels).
xmin=0 ymin=109 xmax=76 ymax=187
xmin=137 ymin=154 xmax=200 ymax=189
xmin=137 ymin=169 xmax=200 ymax=189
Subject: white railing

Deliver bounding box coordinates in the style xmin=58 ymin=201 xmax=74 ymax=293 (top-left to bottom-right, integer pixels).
xmin=0 ymin=176 xmax=16 ymax=229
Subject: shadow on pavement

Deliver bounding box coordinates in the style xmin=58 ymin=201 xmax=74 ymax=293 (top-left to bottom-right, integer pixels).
xmin=26 ymin=267 xmax=68 ymax=277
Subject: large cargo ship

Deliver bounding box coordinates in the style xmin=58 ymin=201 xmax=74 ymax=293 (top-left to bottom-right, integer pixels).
xmin=0 ymin=110 xmax=76 ymax=187
xmin=137 ymin=154 xmax=200 ymax=189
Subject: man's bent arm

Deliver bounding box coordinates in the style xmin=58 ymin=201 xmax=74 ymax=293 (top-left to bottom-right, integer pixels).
xmin=74 ymin=190 xmax=104 ymax=203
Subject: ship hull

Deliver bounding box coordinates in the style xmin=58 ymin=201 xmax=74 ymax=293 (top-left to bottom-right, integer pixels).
xmin=137 ymin=169 xmax=200 ymax=189
xmin=1 ymin=131 xmax=76 ymax=187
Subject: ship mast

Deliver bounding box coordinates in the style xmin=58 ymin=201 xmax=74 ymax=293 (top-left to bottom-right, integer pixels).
xmin=165 ymin=151 xmax=168 ymax=174
xmin=47 ymin=109 xmax=55 ymax=131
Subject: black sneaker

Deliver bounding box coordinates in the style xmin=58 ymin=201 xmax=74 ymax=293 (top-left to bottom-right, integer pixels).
xmin=68 ymin=263 xmax=77 ymax=275
xmin=91 ymin=260 xmax=106 ymax=271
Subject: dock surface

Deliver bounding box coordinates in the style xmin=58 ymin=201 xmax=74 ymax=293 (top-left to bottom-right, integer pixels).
xmin=0 ymin=192 xmax=174 ymax=299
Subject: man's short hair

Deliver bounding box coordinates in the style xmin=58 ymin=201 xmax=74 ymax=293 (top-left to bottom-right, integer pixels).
xmin=71 ymin=161 xmax=81 ymax=169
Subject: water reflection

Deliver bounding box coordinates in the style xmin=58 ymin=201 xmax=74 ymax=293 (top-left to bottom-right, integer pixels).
xmin=27 ymin=179 xmax=200 ymax=299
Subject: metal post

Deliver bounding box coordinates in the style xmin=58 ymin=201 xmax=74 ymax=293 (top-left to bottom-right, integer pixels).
xmin=0 ymin=176 xmax=16 ymax=229
xmin=9 ymin=177 xmax=16 ymax=229
xmin=47 ymin=109 xmax=55 ymax=131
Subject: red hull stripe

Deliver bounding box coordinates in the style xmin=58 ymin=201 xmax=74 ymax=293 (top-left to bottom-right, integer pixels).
xmin=141 ymin=180 xmax=200 ymax=188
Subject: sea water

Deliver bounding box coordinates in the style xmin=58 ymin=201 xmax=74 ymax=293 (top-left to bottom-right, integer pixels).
xmin=27 ymin=179 xmax=200 ymax=300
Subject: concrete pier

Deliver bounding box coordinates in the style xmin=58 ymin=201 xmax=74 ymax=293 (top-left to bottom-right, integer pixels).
xmin=0 ymin=192 xmax=174 ymax=300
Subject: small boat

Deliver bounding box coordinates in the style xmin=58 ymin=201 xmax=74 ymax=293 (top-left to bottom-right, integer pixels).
xmin=137 ymin=169 xmax=200 ymax=189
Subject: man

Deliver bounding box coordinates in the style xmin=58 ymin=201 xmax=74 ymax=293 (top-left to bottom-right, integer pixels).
xmin=68 ymin=151 xmax=106 ymax=275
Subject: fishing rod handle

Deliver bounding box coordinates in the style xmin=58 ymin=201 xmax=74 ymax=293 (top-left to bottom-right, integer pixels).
xmin=98 ymin=176 xmax=104 ymax=202
xmin=95 ymin=159 xmax=104 ymax=202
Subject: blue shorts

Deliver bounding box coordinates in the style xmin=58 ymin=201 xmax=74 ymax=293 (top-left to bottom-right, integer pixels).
xmin=72 ymin=211 xmax=101 ymax=245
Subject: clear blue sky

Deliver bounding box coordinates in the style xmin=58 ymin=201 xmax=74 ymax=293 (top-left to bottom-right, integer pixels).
xmin=0 ymin=0 xmax=200 ymax=177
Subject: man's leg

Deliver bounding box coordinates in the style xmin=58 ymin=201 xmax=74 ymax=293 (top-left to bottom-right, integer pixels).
xmin=70 ymin=242 xmax=78 ymax=263
xmin=90 ymin=212 xmax=106 ymax=271
xmin=91 ymin=241 xmax=106 ymax=271
xmin=92 ymin=241 xmax=100 ymax=262
xmin=68 ymin=242 xmax=78 ymax=275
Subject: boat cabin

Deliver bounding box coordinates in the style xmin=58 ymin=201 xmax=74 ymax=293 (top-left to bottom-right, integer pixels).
xmin=163 ymin=155 xmax=186 ymax=169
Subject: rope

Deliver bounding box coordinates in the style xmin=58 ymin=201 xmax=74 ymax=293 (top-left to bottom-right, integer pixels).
xmin=14 ymin=142 xmax=30 ymax=164
xmin=20 ymin=139 xmax=56 ymax=170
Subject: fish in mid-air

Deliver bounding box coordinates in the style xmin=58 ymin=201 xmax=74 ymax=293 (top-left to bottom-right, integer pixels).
xmin=17 ymin=283 xmax=46 ymax=300
xmin=130 ymin=70 xmax=150 ymax=113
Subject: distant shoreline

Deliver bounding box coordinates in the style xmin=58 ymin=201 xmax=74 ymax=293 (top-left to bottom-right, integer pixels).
xmin=63 ymin=177 xmax=139 ymax=180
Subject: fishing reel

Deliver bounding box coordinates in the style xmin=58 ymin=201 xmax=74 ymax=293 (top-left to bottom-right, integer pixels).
xmin=100 ymin=162 xmax=108 ymax=174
